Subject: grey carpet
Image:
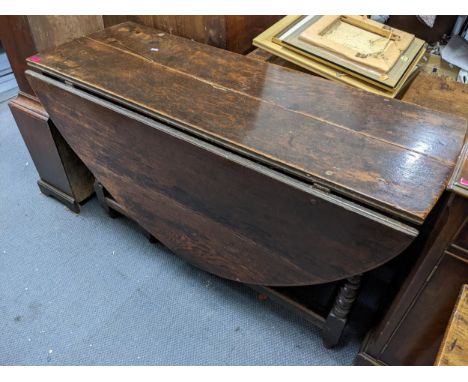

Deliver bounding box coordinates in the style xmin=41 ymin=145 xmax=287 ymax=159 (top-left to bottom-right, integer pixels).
xmin=0 ymin=100 xmax=359 ymax=365
xmin=0 ymin=53 xmax=17 ymax=103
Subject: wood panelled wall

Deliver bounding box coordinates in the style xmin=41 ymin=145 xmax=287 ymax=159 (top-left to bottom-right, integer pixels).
xmin=27 ymin=16 xmax=104 ymax=53
xmin=102 ymin=16 xmax=282 ymax=53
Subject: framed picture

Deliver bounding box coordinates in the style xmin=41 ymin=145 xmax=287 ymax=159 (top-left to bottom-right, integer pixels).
xmin=254 ymin=16 xmax=426 ymax=97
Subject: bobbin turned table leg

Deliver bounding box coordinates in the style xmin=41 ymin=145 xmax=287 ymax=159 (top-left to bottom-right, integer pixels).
xmin=322 ymin=274 xmax=362 ymax=348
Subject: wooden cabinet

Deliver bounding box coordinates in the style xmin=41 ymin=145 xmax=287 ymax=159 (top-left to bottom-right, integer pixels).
xmin=8 ymin=94 xmax=94 ymax=210
xmin=355 ymin=151 xmax=468 ymax=365
xmin=0 ymin=16 xmax=100 ymax=211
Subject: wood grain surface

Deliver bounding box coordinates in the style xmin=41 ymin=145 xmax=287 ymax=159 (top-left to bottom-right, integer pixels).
xmin=27 ymin=72 xmax=418 ymax=285
xmin=103 ymin=15 xmax=226 ymax=47
xmin=9 ymin=94 xmax=95 ymax=203
xmin=8 ymin=94 xmax=72 ymax=195
xmin=401 ymin=73 xmax=468 ymax=122
xmin=101 ymin=16 xmax=282 ymax=54
xmin=26 ymin=16 xmax=104 ymax=53
xmin=436 ymin=285 xmax=468 ymax=366
xmin=27 ymin=22 xmax=466 ymax=224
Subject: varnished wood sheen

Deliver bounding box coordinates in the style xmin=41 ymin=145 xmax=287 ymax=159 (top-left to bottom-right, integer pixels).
xmin=26 ymin=22 xmax=467 ymax=286
xmin=27 ymin=22 xmax=466 ymax=224
xmin=28 ymin=72 xmax=418 ymax=286
xmin=248 ymin=47 xmax=468 ymax=358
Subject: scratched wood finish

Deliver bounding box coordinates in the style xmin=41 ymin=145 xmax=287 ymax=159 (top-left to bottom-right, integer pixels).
xmin=28 ymin=72 xmax=418 ymax=286
xmin=0 ymin=16 xmax=104 ymax=97
xmin=102 ymin=16 xmax=282 ymax=54
xmin=87 ymin=22 xmax=465 ymax=166
xmin=103 ymin=15 xmax=226 ymax=47
xmin=27 ymin=22 xmax=466 ymax=224
xmin=436 ymin=285 xmax=468 ymax=366
xmin=248 ymin=48 xmax=468 ymax=122
xmin=26 ymin=16 xmax=104 ymax=53
xmin=401 ymin=73 xmax=468 ymax=122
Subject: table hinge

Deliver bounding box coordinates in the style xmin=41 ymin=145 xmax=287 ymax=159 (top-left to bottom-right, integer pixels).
xmin=313 ymin=182 xmax=331 ymax=193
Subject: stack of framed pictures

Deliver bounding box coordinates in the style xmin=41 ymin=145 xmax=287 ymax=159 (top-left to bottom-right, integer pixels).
xmin=253 ymin=16 xmax=426 ymax=98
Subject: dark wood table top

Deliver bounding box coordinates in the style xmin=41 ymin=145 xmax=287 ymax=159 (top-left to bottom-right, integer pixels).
xmin=28 ymin=22 xmax=467 ymax=224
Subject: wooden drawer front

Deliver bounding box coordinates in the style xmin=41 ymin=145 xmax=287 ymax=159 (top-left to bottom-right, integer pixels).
xmin=28 ymin=71 xmax=417 ymax=286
